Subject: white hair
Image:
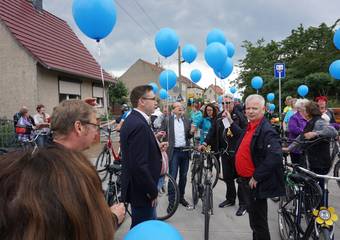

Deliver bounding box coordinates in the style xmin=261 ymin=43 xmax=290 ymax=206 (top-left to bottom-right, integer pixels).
xmin=224 ymin=93 xmax=234 ymax=99
xmin=294 ymin=99 xmax=309 ymax=111
xmin=245 ymin=94 xmax=265 ymax=107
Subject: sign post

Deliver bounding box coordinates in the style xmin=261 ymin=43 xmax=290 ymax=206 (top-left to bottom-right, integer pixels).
xmin=274 ymin=63 xmax=285 ymax=118
xmin=274 ymin=63 xmax=285 ymax=136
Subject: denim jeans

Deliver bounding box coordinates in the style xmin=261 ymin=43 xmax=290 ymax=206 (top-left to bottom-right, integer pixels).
xmin=168 ymin=148 xmax=189 ymax=203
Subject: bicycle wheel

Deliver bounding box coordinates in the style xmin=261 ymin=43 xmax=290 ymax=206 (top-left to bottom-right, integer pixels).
xmin=96 ymin=148 xmax=111 ymax=181
xmin=333 ymin=160 xmax=340 ymax=189
xmin=210 ymin=154 xmax=220 ymax=188
xmin=203 ymin=185 xmax=212 ymax=240
xmin=319 ymin=227 xmax=333 ymax=240
xmin=191 ymin=158 xmax=202 ymax=207
xmin=156 ymin=173 xmax=180 ymax=221
xmin=278 ymin=186 xmax=296 ymax=240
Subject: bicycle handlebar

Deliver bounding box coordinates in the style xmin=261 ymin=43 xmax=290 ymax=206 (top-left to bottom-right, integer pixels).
xmin=296 ymin=166 xmax=340 ymax=181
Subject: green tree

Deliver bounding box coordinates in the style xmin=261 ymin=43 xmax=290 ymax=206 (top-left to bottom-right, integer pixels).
xmin=235 ymin=20 xmax=340 ymax=105
xmin=108 ymin=80 xmax=129 ymax=106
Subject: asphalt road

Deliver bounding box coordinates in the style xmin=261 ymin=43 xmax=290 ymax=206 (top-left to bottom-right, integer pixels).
xmin=112 ymin=168 xmax=340 ymax=240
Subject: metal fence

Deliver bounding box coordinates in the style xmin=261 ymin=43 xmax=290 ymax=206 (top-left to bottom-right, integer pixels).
xmin=0 ymin=118 xmax=19 ymax=148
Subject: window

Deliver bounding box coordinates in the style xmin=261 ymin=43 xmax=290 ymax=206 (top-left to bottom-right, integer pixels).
xmin=93 ymin=84 xmax=104 ymax=108
xmin=59 ymin=79 xmax=81 ymax=102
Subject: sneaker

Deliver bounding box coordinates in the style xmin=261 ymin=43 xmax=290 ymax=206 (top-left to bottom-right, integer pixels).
xmin=271 ymin=197 xmax=280 ymax=202
xmin=235 ymin=206 xmax=247 ymax=216
xmin=218 ymin=200 xmax=235 ymax=208
xmin=180 ymin=198 xmax=190 ymax=207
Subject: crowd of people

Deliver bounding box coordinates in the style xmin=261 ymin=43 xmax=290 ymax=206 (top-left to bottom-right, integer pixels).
xmin=0 ymin=84 xmax=339 ymax=240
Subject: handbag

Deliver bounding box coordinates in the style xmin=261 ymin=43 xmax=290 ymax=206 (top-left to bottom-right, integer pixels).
xmin=160 ymin=151 xmax=169 ymax=176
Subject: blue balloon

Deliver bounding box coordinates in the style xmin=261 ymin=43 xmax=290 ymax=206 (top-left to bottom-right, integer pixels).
xmin=214 ymin=57 xmax=233 ymax=79
xmin=124 ymin=220 xmax=183 ymax=240
xmin=251 ymin=76 xmax=263 ymax=90
xmin=230 ymin=86 xmax=237 ymax=94
xmin=190 ymin=69 xmax=201 ymax=83
xmin=225 ymin=42 xmax=235 ymax=58
xmin=159 ymin=70 xmax=177 ymax=90
xmin=149 ymin=82 xmax=158 ymax=94
xmin=268 ymin=103 xmax=275 ymax=111
xmin=205 ymin=42 xmax=228 ymax=71
xmin=329 ymin=60 xmax=340 ymax=80
xmin=333 ymin=28 xmax=340 ymax=50
xmin=218 ymin=95 xmax=223 ymax=104
xmin=206 ymin=28 xmax=227 ymax=45
xmin=297 ymin=85 xmax=309 ymax=97
xmin=155 ymin=28 xmax=179 ymax=58
xmin=182 ymin=44 xmax=197 ymax=63
xmin=267 ymin=93 xmax=275 ymax=102
xmin=159 ymin=89 xmax=168 ymax=100
xmin=72 ymin=0 xmax=116 ymax=41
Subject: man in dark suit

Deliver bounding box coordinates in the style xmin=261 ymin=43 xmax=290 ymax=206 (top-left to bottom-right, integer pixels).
xmin=120 ymin=85 xmax=164 ymax=228
xmin=201 ymin=94 xmax=248 ymax=216
xmin=161 ymin=102 xmax=192 ymax=209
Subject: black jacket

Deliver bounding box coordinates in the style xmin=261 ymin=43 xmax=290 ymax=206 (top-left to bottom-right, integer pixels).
xmin=205 ymin=108 xmax=247 ymax=153
xmin=232 ymin=117 xmax=285 ymax=199
xmin=120 ymin=110 xmax=162 ymax=207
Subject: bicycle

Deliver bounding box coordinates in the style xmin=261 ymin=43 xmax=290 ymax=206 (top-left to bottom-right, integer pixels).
xmin=279 ymin=138 xmax=340 ymax=240
xmin=95 ymin=127 xmax=121 ymax=181
xmin=20 ymin=132 xmax=48 ymax=153
xmin=183 ymin=146 xmax=220 ymax=208
xmin=103 ymin=159 xmax=180 ymax=221
xmin=184 ymin=146 xmax=218 ymax=240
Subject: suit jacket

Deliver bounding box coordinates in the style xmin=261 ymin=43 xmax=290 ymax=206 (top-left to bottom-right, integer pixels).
xmin=120 ymin=110 xmax=162 ymax=207
xmin=161 ymin=114 xmax=192 ymax=161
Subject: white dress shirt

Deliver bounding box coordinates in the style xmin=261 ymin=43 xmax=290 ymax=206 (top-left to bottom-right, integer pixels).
xmin=134 ymin=108 xmax=150 ymax=125
xmin=174 ymin=116 xmax=186 ymax=147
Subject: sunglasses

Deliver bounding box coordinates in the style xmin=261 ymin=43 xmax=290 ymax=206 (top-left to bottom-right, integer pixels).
xmin=222 ymin=102 xmax=233 ymax=105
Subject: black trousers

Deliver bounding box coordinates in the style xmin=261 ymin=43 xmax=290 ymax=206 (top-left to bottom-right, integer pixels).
xmin=238 ymin=177 xmax=270 ymax=240
xmin=221 ymin=153 xmax=245 ymax=206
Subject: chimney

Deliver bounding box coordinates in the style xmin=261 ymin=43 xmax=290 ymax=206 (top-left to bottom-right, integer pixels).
xmin=32 ymin=0 xmax=43 ymax=12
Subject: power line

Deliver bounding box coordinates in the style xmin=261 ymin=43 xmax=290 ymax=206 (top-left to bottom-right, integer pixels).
xmin=115 ymin=0 xmax=153 ymax=41
xmin=131 ymin=0 xmax=160 ymax=31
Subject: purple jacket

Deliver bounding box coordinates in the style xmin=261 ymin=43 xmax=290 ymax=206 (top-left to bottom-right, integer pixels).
xmin=288 ymin=111 xmax=307 ymax=140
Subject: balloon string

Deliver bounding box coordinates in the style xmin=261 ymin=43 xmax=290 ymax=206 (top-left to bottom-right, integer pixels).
xmin=166 ymin=60 xmax=170 ymax=135
xmin=97 ymin=41 xmax=110 ymax=129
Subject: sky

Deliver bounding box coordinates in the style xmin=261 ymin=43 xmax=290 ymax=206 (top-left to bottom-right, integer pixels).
xmin=43 ymin=0 xmax=340 ymax=92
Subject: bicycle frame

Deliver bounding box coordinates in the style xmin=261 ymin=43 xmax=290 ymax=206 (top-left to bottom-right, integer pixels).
xmin=102 ymin=127 xmax=120 ymax=161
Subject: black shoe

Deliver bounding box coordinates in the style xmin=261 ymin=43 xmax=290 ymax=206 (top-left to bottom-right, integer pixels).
xmin=235 ymin=206 xmax=247 ymax=216
xmin=180 ymin=198 xmax=190 ymax=207
xmin=218 ymin=200 xmax=235 ymax=208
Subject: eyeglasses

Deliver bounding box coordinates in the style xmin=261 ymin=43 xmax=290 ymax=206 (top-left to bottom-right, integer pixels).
xmin=142 ymin=97 xmax=156 ymax=101
xmin=222 ymin=102 xmax=233 ymax=105
xmin=83 ymin=122 xmax=100 ymax=130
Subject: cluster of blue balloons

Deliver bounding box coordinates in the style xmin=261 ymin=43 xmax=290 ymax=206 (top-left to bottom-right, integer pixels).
xmin=266 ymin=93 xmax=275 ymax=102
xmin=72 ymin=0 xmax=117 ymax=42
xmin=297 ymin=85 xmax=309 ymax=97
xmin=251 ymin=76 xmax=264 ymax=90
xmin=204 ymin=29 xmax=235 ymax=80
xmin=124 ymin=220 xmax=183 ymax=240
xmin=329 ymin=30 xmax=340 ymax=80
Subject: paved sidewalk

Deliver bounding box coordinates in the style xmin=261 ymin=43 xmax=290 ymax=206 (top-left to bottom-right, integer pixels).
xmin=85 ymin=144 xmax=340 ymax=240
